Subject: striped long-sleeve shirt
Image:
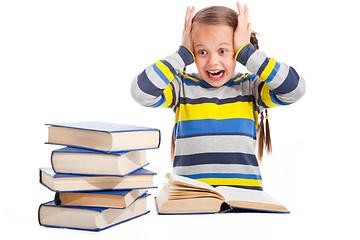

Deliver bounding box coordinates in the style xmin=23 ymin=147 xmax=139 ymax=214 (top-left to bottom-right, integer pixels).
xmin=131 ymin=43 xmax=305 ymax=190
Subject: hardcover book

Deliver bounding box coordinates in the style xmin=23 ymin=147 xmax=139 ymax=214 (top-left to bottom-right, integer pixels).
xmin=55 ymin=189 xmax=148 ymax=208
xmin=39 ymin=194 xmax=149 ymax=231
xmin=40 ymin=167 xmax=156 ymax=192
xmin=155 ymin=173 xmax=289 ymax=214
xmin=46 ymin=121 xmax=161 ymax=152
xmin=51 ymin=147 xmax=147 ymax=176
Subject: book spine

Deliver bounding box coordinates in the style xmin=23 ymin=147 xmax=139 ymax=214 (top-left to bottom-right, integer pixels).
xmin=50 ymin=150 xmax=56 ymax=173
xmin=157 ymin=131 xmax=161 ymax=149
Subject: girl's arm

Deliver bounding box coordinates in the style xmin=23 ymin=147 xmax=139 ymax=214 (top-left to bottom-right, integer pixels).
xmin=236 ymin=42 xmax=306 ymax=109
xmin=130 ymin=46 xmax=194 ymax=108
xmin=234 ymin=3 xmax=305 ymax=109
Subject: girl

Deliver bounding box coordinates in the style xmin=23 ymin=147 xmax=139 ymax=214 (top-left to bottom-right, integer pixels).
xmin=131 ymin=3 xmax=305 ymax=190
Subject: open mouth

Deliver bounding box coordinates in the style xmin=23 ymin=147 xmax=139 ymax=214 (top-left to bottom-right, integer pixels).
xmin=207 ymin=70 xmax=225 ymax=79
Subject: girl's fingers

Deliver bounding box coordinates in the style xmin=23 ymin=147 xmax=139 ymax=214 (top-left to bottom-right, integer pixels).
xmin=184 ymin=7 xmax=189 ymax=28
xmin=188 ymin=7 xmax=195 ymax=26
xmin=234 ymin=3 xmax=252 ymax=52
xmin=182 ymin=6 xmax=195 ymax=51
xmin=190 ymin=6 xmax=195 ymax=19
xmin=237 ymin=2 xmax=243 ymax=16
xmin=244 ymin=5 xmax=249 ymax=27
xmin=184 ymin=6 xmax=195 ymax=30
xmin=185 ymin=7 xmax=191 ymax=28
xmin=245 ymin=4 xmax=249 ymax=22
xmin=237 ymin=3 xmax=249 ymax=28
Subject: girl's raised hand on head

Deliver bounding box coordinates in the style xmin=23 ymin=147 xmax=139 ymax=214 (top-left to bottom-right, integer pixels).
xmin=182 ymin=6 xmax=195 ymax=52
xmin=234 ymin=2 xmax=252 ymax=53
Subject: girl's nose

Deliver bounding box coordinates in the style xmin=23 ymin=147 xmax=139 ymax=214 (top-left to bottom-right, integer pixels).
xmin=208 ymin=53 xmax=219 ymax=65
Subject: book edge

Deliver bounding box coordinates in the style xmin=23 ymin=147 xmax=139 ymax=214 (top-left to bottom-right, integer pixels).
xmin=46 ymin=122 xmax=160 ymax=134
xmin=154 ymin=197 xmax=218 ymax=215
xmin=45 ymin=142 xmax=160 ymax=153
xmin=39 ymin=210 xmax=150 ymax=231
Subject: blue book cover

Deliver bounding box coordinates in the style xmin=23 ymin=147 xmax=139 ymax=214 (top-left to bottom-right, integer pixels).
xmin=46 ymin=121 xmax=160 ymax=133
xmin=38 ymin=194 xmax=150 ymax=231
xmin=46 ymin=121 xmax=161 ymax=153
xmin=55 ymin=190 xmax=148 ymax=209
xmin=52 ymin=146 xmax=128 ymax=155
xmin=40 ymin=167 xmax=157 ymax=192
xmin=51 ymin=146 xmax=149 ymax=176
xmin=41 ymin=167 xmax=155 ymax=178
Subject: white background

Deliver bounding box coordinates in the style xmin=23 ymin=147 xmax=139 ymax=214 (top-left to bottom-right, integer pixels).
xmin=1 ymin=0 xmax=359 ymax=239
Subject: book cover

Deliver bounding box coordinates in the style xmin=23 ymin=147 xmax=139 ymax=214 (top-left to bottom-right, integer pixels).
xmin=42 ymin=166 xmax=155 ymax=178
xmin=40 ymin=167 xmax=157 ymax=192
xmin=38 ymin=194 xmax=150 ymax=231
xmin=46 ymin=121 xmax=161 ymax=152
xmin=52 ymin=146 xmax=128 ymax=155
xmin=51 ymin=147 xmax=148 ymax=176
xmin=46 ymin=121 xmax=160 ymax=133
xmin=55 ymin=189 xmax=148 ymax=208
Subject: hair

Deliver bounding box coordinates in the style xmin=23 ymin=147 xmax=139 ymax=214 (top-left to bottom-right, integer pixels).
xmin=171 ymin=6 xmax=269 ymax=163
xmin=191 ymin=6 xmax=259 ymax=50
xmin=257 ymin=109 xmax=272 ymax=162
xmin=191 ymin=6 xmax=238 ymax=31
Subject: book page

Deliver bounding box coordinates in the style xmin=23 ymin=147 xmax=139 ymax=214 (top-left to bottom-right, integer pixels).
xmin=170 ymin=174 xmax=216 ymax=192
xmin=167 ymin=174 xmax=225 ymax=199
xmin=215 ymin=186 xmax=283 ymax=206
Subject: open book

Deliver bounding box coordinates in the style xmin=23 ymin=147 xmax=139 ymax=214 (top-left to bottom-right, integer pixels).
xmin=155 ymin=173 xmax=289 ymax=214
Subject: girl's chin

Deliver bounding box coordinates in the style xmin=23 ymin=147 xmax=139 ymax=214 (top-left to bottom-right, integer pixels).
xmin=206 ymin=73 xmax=229 ymax=87
xmin=205 ymin=77 xmax=229 ymax=87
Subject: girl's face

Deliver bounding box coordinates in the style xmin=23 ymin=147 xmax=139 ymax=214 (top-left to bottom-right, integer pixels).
xmin=192 ymin=23 xmax=237 ymax=87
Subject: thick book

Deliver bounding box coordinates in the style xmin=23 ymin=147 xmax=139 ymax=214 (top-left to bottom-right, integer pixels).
xmin=55 ymin=189 xmax=148 ymax=208
xmin=40 ymin=167 xmax=156 ymax=192
xmin=51 ymin=147 xmax=147 ymax=176
xmin=46 ymin=121 xmax=161 ymax=152
xmin=38 ymin=194 xmax=149 ymax=231
xmin=155 ymin=173 xmax=289 ymax=214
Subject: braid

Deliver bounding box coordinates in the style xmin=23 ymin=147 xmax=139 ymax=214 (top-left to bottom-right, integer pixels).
xmin=253 ymin=33 xmax=272 ymax=163
xmin=171 ymin=126 xmax=175 ymax=164
xmin=257 ymin=109 xmax=273 ymax=162
xmin=265 ymin=109 xmax=272 ymax=154
xmin=257 ymin=111 xmax=265 ymax=162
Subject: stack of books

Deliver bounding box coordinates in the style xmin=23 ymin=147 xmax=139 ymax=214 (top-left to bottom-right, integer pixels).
xmin=38 ymin=121 xmax=161 ymax=231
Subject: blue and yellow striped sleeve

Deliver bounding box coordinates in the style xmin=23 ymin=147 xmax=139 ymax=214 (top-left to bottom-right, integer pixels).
xmin=236 ymin=43 xmax=306 ymax=109
xmin=131 ymin=46 xmax=194 ymax=108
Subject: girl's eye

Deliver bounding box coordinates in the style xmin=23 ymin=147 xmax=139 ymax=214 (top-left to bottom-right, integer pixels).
xmin=219 ymin=49 xmax=227 ymax=54
xmin=198 ymin=50 xmax=207 ymax=55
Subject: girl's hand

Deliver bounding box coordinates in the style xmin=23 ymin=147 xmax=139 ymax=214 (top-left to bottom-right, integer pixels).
xmin=182 ymin=6 xmax=195 ymax=52
xmin=234 ymin=2 xmax=252 ymax=53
